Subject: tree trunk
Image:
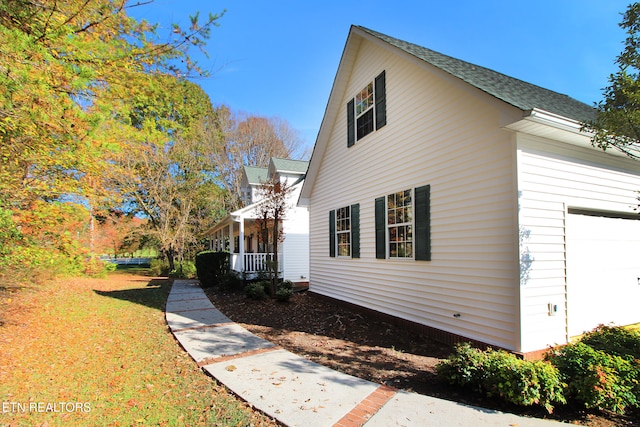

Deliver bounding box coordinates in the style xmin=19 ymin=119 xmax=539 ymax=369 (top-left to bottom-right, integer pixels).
xmin=270 ymin=217 xmax=279 ymax=297
xmin=165 ymin=249 xmax=175 ymax=272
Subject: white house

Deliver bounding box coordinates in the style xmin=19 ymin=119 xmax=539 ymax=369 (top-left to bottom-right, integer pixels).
xmin=209 ymin=157 xmax=309 ymax=284
xmin=299 ymin=26 xmax=640 ymax=358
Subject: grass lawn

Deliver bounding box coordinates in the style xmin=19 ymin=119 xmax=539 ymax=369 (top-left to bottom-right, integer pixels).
xmin=0 ymin=272 xmax=277 ymax=426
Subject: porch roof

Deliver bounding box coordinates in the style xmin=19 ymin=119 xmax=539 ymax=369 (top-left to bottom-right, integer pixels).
xmin=206 ymin=197 xmax=268 ymax=235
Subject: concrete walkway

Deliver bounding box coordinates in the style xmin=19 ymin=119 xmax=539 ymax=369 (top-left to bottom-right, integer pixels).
xmin=166 ymin=280 xmax=570 ymax=427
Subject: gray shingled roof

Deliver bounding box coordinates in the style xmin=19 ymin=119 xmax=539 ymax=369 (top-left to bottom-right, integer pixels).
xmin=243 ymin=166 xmax=268 ymax=184
xmin=271 ymin=158 xmax=309 ymax=174
xmin=358 ymin=26 xmax=596 ymax=123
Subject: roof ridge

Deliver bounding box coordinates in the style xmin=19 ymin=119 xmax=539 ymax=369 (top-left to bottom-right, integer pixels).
xmin=355 ymin=25 xmax=595 ymax=122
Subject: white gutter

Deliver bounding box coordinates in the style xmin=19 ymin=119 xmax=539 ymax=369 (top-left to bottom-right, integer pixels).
xmin=522 ymin=108 xmax=591 ymax=136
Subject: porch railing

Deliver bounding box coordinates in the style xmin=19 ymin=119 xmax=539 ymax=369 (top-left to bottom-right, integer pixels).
xmin=230 ymin=253 xmax=282 ymax=274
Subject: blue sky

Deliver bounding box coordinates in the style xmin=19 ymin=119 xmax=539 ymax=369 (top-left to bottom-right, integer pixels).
xmin=130 ymin=0 xmax=629 ymax=153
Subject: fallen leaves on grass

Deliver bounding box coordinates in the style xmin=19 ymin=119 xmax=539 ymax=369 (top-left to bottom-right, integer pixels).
xmin=0 ymin=274 xmax=279 ymax=427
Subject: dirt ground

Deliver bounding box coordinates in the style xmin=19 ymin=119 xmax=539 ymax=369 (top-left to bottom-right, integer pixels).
xmin=203 ymin=288 xmax=639 ymax=427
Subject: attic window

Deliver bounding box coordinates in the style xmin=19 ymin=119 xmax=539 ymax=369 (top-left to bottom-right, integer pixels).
xmin=347 ymin=70 xmax=387 ymax=147
xmin=356 ymin=83 xmax=374 ymax=139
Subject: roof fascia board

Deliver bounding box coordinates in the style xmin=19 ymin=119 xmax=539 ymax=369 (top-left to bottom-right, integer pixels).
xmin=503 ymin=108 xmax=631 ymax=156
xmin=523 ymin=108 xmax=586 ymax=134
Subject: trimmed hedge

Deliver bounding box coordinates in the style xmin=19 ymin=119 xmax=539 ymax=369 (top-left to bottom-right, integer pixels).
xmin=195 ymin=251 xmax=229 ymax=288
xmin=546 ymin=326 xmax=640 ymax=414
xmin=436 ymin=343 xmax=565 ymax=413
xmin=438 ymin=326 xmax=640 ymax=415
xmin=579 ymin=324 xmax=640 ymax=359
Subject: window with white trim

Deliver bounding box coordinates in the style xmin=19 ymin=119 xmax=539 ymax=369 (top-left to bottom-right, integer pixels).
xmin=329 ymin=204 xmax=360 ymax=259
xmin=375 ymin=185 xmax=430 ymax=261
xmin=355 ymin=82 xmax=374 ymax=140
xmin=347 ymin=70 xmax=386 ymax=147
xmin=336 ymin=206 xmax=351 ymax=257
xmin=387 ymin=190 xmax=413 ymax=258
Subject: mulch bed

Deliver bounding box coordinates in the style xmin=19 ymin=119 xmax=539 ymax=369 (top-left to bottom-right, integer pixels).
xmin=202 ymin=288 xmax=638 ymax=427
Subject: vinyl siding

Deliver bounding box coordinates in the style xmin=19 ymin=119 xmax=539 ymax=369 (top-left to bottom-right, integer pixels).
xmin=516 ymin=133 xmax=640 ymax=352
xmin=308 ymin=39 xmax=520 ymax=350
xmin=282 ymin=187 xmax=309 ymax=282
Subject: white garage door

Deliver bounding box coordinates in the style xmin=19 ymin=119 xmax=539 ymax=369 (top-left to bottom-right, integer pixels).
xmin=566 ymin=212 xmax=640 ymax=337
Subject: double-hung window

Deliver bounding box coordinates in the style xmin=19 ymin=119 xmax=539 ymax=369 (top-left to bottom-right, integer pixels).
xmin=347 ymin=70 xmax=386 ymax=147
xmin=355 ymin=83 xmax=375 ymax=140
xmin=329 ymin=204 xmax=360 ymax=258
xmin=336 ymin=206 xmax=351 ymax=256
xmin=387 ymin=190 xmax=413 ymax=258
xmin=376 ymin=185 xmax=431 ymax=261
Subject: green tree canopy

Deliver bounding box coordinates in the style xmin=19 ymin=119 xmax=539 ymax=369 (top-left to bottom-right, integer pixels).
xmin=587 ymin=2 xmax=640 ymax=158
xmin=0 ymin=0 xmax=222 ymax=207
xmin=0 ymin=0 xmax=223 ymax=279
xmin=113 ymin=81 xmax=228 ymax=271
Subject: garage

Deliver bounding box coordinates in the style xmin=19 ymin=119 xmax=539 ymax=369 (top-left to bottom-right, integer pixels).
xmin=565 ymin=210 xmax=640 ymax=337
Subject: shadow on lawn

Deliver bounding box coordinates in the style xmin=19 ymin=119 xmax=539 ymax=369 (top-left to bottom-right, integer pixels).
xmin=94 ymin=278 xmax=171 ymax=311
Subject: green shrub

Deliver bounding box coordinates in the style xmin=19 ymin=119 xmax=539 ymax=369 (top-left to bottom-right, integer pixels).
xmin=219 ymin=270 xmax=244 ymax=290
xmin=245 ymin=281 xmax=268 ymax=301
xmin=546 ymin=341 xmax=639 ymax=413
xmin=279 ymin=280 xmax=294 ymax=291
xmin=195 ymin=251 xmax=229 ymax=288
xmin=436 ymin=342 xmax=489 ymax=391
xmin=170 ymin=261 xmax=197 ymax=279
xmin=149 ymin=258 xmax=170 ymax=277
xmin=275 ymin=279 xmax=294 ymax=302
xmin=437 ymin=343 xmax=565 ymax=413
xmin=579 ymin=324 xmax=640 ymax=360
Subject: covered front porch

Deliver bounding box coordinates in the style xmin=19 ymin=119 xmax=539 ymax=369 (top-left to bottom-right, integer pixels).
xmin=208 ymin=214 xmax=283 ymax=279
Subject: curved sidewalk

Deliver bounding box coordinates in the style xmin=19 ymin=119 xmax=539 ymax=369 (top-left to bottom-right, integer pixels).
xmin=166 ymin=280 xmax=570 ymax=427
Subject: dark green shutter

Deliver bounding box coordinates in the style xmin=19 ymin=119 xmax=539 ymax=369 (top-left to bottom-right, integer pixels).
xmin=374 ymin=70 xmax=386 ymax=130
xmin=351 ymin=204 xmax=360 ymax=258
xmin=414 ymin=185 xmax=431 ymax=261
xmin=329 ymin=210 xmax=336 ymax=257
xmin=347 ymin=99 xmax=355 ymax=147
xmin=375 ymin=197 xmax=385 ymax=259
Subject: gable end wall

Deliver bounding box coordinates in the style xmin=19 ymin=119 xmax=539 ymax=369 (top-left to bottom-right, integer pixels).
xmin=308 ymin=39 xmax=520 ymax=351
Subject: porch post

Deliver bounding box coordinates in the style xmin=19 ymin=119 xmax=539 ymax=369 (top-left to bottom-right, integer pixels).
xmin=229 ymin=222 xmax=235 ymax=253
xmin=238 ymin=218 xmax=245 ymax=272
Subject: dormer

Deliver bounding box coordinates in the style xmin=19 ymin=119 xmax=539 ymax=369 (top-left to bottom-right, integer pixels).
xmin=239 ymin=158 xmax=309 ymax=206
xmin=268 ymin=158 xmax=309 ymax=187
xmin=239 ymin=166 xmax=268 ymax=206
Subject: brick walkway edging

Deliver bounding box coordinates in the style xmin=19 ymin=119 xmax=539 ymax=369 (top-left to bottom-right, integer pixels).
xmin=333 ymin=384 xmax=397 ymax=427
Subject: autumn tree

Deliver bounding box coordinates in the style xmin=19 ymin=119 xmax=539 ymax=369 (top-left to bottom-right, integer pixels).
xmin=586 ymin=2 xmax=640 ymax=158
xmin=92 ymin=210 xmax=146 ymax=258
xmin=254 ymin=177 xmax=294 ymax=297
xmin=0 ymin=0 xmax=221 ymax=204
xmin=214 ymin=108 xmax=309 ymax=210
xmin=113 ymin=81 xmax=228 ymax=271
xmin=0 ymin=0 xmax=222 ymax=278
